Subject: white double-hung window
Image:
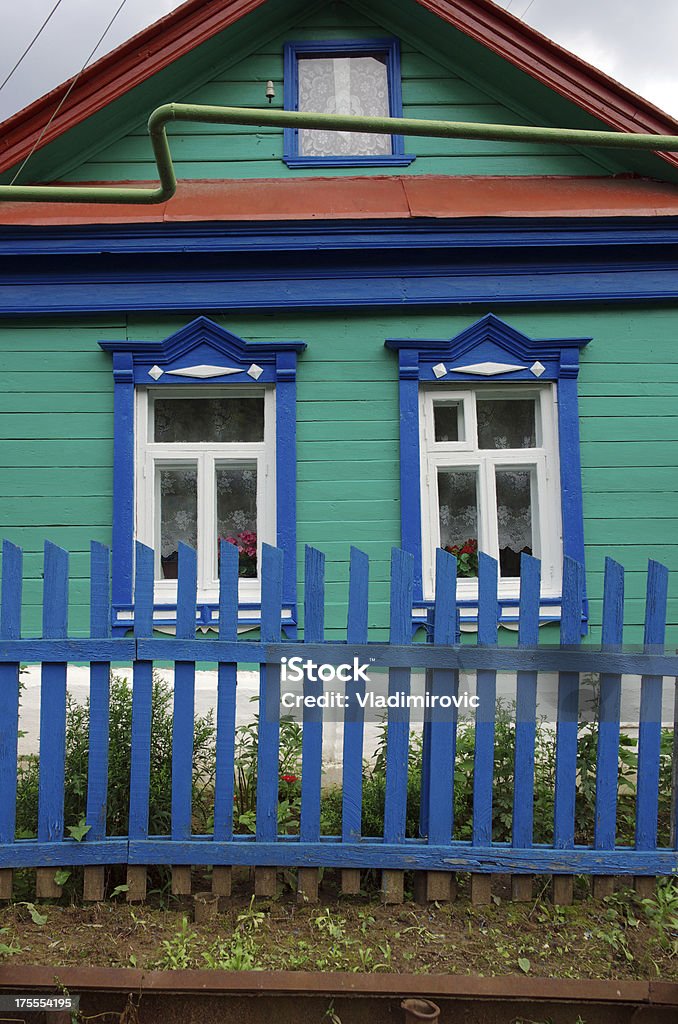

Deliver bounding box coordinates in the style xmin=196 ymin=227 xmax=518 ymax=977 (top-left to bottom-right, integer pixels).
xmin=420 ymin=385 xmax=562 ymax=601
xmin=136 ymin=386 xmax=275 ymax=602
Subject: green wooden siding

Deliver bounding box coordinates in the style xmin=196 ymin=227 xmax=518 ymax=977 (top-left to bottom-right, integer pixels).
xmin=1 ymin=305 xmax=677 ymax=643
xmin=49 ymin=0 xmax=629 ymax=184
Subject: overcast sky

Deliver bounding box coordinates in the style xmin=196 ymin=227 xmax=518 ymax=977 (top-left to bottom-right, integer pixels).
xmin=1 ymin=0 xmax=677 ymax=124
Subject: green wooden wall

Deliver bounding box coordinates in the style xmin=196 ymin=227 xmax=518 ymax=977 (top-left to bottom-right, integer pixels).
xmin=47 ymin=0 xmax=635 ymax=184
xmin=1 ymin=305 xmax=676 ymax=643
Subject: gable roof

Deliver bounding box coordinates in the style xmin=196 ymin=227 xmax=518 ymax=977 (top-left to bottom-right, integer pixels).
xmin=1 ymin=0 xmax=678 ymax=177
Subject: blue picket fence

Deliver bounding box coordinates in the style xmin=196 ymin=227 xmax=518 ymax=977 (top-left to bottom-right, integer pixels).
xmin=0 ymin=537 xmax=676 ymax=899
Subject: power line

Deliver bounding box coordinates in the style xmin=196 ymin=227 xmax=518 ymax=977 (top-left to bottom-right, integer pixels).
xmin=0 ymin=0 xmax=67 ymax=96
xmin=11 ymin=0 xmax=130 ymax=185
xmin=518 ymin=0 xmax=539 ymax=19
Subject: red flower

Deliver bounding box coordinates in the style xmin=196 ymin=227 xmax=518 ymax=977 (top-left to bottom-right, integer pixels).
xmin=280 ymin=774 xmax=299 ymax=784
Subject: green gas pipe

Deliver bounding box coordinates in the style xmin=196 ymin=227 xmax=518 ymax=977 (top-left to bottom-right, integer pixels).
xmin=2 ymin=102 xmax=678 ymax=205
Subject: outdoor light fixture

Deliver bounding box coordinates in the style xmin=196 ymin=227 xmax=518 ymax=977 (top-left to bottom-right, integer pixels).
xmin=266 ymin=80 xmax=275 ymax=103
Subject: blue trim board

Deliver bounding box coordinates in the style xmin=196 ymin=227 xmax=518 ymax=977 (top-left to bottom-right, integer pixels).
xmin=99 ymin=318 xmax=306 ymax=620
xmin=2 ymin=218 xmax=678 ymax=313
xmin=282 ymin=38 xmax=414 ymax=168
xmin=387 ymin=315 xmax=589 ymax=626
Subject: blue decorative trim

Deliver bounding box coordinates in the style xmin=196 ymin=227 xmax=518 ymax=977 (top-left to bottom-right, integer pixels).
xmin=98 ymin=317 xmax=306 ymax=625
xmin=283 ymin=38 xmax=414 ymax=168
xmin=1 ymin=219 xmax=678 ymax=315
xmin=386 ymin=315 xmax=590 ymax=628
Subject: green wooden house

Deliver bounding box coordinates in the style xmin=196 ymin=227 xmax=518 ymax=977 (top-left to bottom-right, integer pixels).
xmin=1 ymin=0 xmax=677 ymax=644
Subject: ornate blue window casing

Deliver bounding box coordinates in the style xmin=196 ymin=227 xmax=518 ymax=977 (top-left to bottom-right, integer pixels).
xmin=386 ymin=314 xmax=591 ymax=629
xmin=99 ymin=317 xmax=306 ymax=634
xmin=283 ymin=38 xmax=414 ymax=168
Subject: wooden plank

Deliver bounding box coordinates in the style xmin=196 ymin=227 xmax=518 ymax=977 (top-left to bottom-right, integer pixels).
xmin=381 ymin=869 xmax=404 ymax=905
xmin=341 ymin=868 xmax=361 ymax=895
xmin=214 ymin=540 xmax=239 ymax=845
xmin=83 ymin=866 xmax=105 ymax=902
xmin=128 ymin=544 xmax=154 ymax=845
xmin=472 ymin=553 xmax=498 ymax=900
xmin=594 ymin=558 xmax=625 ymax=898
xmin=255 ymin=545 xmax=283 ymax=843
xmin=37 ymin=543 xmax=68 ymax=881
xmin=36 ymin=869 xmax=62 ymax=899
xmin=172 ymin=865 xmax=192 ymax=896
xmin=421 ymin=548 xmax=457 ymax=902
xmin=211 ymin=865 xmax=232 ymax=898
xmin=0 ymin=541 xmax=22 ymax=877
xmin=382 ymin=549 xmax=414 ymax=905
xmin=634 ymin=561 xmax=669 ymax=896
xmin=511 ymin=555 xmax=540 ymax=901
xmin=126 ymin=865 xmax=147 ymax=903
xmin=341 ymin=548 xmax=369 ymax=845
xmin=172 ymin=544 xmax=197 ymax=843
xmin=254 ymin=866 xmax=277 ymax=897
xmin=553 ymin=557 xmax=584 ymax=905
xmin=85 ymin=542 xmax=111 ymax=904
xmin=297 ymin=866 xmax=319 ymax=904
xmin=300 ymin=546 xmax=324 ymax=847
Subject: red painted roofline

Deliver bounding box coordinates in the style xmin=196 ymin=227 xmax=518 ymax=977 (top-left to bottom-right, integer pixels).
xmin=0 ymin=176 xmax=677 ymax=226
xmin=0 ymin=0 xmax=677 ymax=176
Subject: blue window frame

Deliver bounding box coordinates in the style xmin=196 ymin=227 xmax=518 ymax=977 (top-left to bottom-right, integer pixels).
xmin=283 ymin=38 xmax=414 ymax=168
xmin=99 ymin=317 xmax=306 ymax=635
xmin=386 ymin=314 xmax=591 ymax=631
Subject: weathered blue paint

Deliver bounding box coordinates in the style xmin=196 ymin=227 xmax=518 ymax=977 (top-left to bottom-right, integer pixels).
xmin=424 ymin=548 xmax=458 ymax=845
xmin=387 ymin=315 xmax=589 ymax=627
xmin=595 ymin=558 xmax=625 ymax=851
xmin=3 ymin=220 xmax=678 ymax=314
xmin=283 ymin=38 xmax=413 ymax=168
xmin=255 ymin=544 xmax=284 ymax=844
xmin=86 ymin=542 xmax=111 ymax=841
xmin=172 ymin=543 xmax=197 ymax=841
xmin=128 ymin=543 xmax=154 ymax=841
xmin=553 ymin=556 xmax=584 ymax=851
xmin=214 ymin=540 xmax=239 ymax=843
xmin=383 ymin=548 xmax=414 ymax=845
xmin=100 ymin=317 xmax=306 ymax=629
xmin=37 ymin=542 xmax=68 ymax=844
xmin=512 ymin=554 xmax=541 ymax=850
xmin=635 ymin=560 xmax=669 ymax=852
xmin=473 ymin=552 xmax=498 ymax=849
xmin=342 ymin=547 xmax=369 ymax=843
xmin=0 ymin=542 xmax=675 ymax=881
xmin=300 ymin=546 xmax=324 ymax=843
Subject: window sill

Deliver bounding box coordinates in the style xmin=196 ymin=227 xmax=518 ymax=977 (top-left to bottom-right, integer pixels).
xmin=412 ymin=596 xmax=588 ymax=638
xmin=283 ymin=155 xmax=416 ymax=168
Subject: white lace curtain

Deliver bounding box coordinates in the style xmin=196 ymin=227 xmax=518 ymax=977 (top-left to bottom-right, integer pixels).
xmin=298 ymin=55 xmax=391 ymax=157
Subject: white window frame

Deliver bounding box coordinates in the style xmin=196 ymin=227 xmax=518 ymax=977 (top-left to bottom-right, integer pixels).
xmin=419 ymin=384 xmax=562 ymax=602
xmin=135 ymin=386 xmax=276 ymax=603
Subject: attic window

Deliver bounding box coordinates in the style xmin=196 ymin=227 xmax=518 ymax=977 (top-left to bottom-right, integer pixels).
xmin=283 ymin=39 xmax=414 ymax=168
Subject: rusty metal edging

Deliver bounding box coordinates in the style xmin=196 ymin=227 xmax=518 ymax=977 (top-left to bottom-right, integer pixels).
xmin=0 ymin=966 xmax=676 ymax=1006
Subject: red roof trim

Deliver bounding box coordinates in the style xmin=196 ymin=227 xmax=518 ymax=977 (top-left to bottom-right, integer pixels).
xmin=1 ymin=0 xmax=677 ymax=176
xmin=1 ymin=176 xmax=677 ymax=226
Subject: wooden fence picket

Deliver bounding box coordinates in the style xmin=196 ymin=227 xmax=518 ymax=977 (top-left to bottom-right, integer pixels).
xmin=593 ymin=557 xmax=625 ymax=898
xmin=417 ymin=547 xmax=458 ymax=904
xmin=298 ymin=545 xmax=325 ymax=902
xmin=382 ymin=547 xmax=414 ymax=904
xmin=254 ymin=543 xmax=283 ymax=896
xmin=36 ymin=541 xmax=69 ymax=898
xmin=171 ymin=543 xmax=198 ymax=895
xmin=511 ymin=553 xmax=541 ymax=902
xmin=127 ymin=541 xmax=154 ymax=902
xmin=0 ymin=537 xmax=674 ymax=905
xmin=0 ymin=541 xmax=22 ymax=899
xmin=83 ymin=541 xmax=111 ymax=901
xmin=471 ymin=551 xmax=498 ymax=905
xmin=552 ymin=555 xmax=585 ymax=905
xmin=340 ymin=546 xmax=369 ymax=896
xmin=212 ymin=539 xmax=239 ymax=898
xmin=634 ymin=559 xmax=669 ymax=896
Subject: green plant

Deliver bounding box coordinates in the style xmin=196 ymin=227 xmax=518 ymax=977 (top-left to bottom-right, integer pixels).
xmin=0 ymin=927 xmax=21 ymax=959
xmin=154 ymin=915 xmax=196 ymax=970
xmin=641 ymin=878 xmax=678 ymax=954
xmin=16 ymin=673 xmax=217 ymax=841
xmin=233 ymin=703 xmax=303 ymax=834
